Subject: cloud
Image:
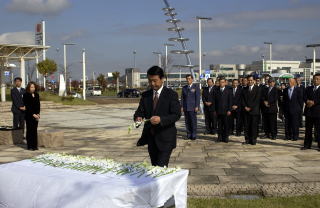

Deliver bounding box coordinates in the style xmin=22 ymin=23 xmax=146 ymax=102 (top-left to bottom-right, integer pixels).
xmin=60 ymin=30 xmax=88 ymax=42
xmin=0 ymin=31 xmax=34 ymax=44
xmin=6 ymin=0 xmax=71 ymax=15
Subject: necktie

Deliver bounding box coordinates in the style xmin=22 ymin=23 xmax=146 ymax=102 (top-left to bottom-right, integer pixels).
xmin=289 ymin=88 xmax=293 ymax=99
xmin=268 ymin=87 xmax=272 ymax=94
xmin=220 ymin=88 xmax=223 ymax=93
xmin=153 ymin=91 xmax=159 ymax=112
xmin=314 ymin=86 xmax=318 ymax=92
xmin=233 ymin=88 xmax=236 ymax=96
xmin=209 ymin=87 xmax=212 ymax=93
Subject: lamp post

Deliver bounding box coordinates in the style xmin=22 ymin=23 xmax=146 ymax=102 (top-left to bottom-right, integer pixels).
xmin=261 ymin=55 xmax=265 ymax=72
xmin=306 ymin=44 xmax=320 ymax=76
xmin=82 ymin=48 xmax=86 ymax=100
xmin=164 ymin=43 xmax=174 ymax=87
xmin=196 ymin=16 xmax=212 ymax=87
xmin=152 ymin=52 xmax=162 ymax=67
xmin=133 ymin=50 xmax=137 ymax=68
xmin=264 ymin=42 xmax=272 ymax=72
xmin=63 ymin=43 xmax=75 ymax=96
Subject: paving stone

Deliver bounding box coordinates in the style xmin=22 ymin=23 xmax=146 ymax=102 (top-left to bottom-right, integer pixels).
xmin=218 ymin=176 xmax=259 ymax=184
xmin=191 ymin=168 xmax=226 ymax=176
xmin=255 ymin=175 xmax=299 ymax=183
xmin=188 ymin=176 xmax=220 ymax=184
xmin=224 ymin=168 xmax=264 ymax=176
xmin=293 ymin=174 xmax=320 ymax=182
xmin=292 ymin=167 xmax=320 ymax=174
xmin=262 ymin=161 xmax=295 ymax=168
xmin=260 ymin=168 xmax=299 ymax=175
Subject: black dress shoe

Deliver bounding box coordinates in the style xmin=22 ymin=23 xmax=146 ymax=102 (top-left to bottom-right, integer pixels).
xmin=184 ymin=137 xmax=190 ymax=140
xmin=242 ymin=141 xmax=249 ymax=145
xmin=300 ymin=147 xmax=310 ymax=150
xmin=235 ymin=133 xmax=241 ymax=136
xmin=292 ymin=138 xmax=298 ymax=141
xmin=191 ymin=137 xmax=196 ymax=140
xmin=271 ymin=136 xmax=277 ymax=140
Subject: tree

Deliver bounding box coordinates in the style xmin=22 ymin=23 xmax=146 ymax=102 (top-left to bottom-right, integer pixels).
xmin=112 ymin=71 xmax=120 ymax=93
xmin=37 ymin=59 xmax=57 ymax=90
xmin=96 ymin=73 xmax=107 ymax=90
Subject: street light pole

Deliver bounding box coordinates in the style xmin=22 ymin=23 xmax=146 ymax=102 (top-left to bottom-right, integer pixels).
xmin=82 ymin=48 xmax=86 ymax=100
xmin=152 ymin=52 xmax=162 ymax=67
xmin=164 ymin=43 xmax=174 ymax=87
xmin=133 ymin=50 xmax=137 ymax=68
xmin=306 ymin=44 xmax=320 ymax=77
xmin=264 ymin=42 xmax=272 ymax=72
xmin=196 ymin=16 xmax=212 ymax=88
xmin=63 ymin=43 xmax=75 ymax=96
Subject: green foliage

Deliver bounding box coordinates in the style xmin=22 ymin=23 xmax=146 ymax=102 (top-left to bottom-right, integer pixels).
xmin=97 ymin=74 xmax=107 ymax=89
xmin=37 ymin=59 xmax=57 ymax=77
xmin=39 ymin=91 xmax=95 ymax=105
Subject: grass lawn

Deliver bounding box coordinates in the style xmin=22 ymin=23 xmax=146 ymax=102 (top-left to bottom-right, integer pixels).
xmin=39 ymin=91 xmax=96 ymax=105
xmin=187 ymin=195 xmax=320 ymax=208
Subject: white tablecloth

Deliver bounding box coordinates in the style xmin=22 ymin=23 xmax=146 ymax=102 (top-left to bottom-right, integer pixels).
xmin=0 ymin=160 xmax=188 ymax=208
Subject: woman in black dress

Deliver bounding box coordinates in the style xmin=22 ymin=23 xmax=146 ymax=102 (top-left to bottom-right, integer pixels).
xmin=23 ymin=82 xmax=41 ymax=151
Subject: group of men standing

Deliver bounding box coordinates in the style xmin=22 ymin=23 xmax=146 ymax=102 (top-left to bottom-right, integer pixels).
xmin=181 ymin=73 xmax=320 ymax=151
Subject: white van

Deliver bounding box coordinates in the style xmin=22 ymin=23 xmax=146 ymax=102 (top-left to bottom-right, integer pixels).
xmin=86 ymin=86 xmax=102 ymax=96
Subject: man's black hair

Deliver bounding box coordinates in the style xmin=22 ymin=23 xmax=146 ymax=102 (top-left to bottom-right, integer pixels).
xmin=207 ymin=78 xmax=213 ymax=82
xmin=314 ymin=73 xmax=320 ymax=79
xmin=14 ymin=77 xmax=22 ymax=82
xmin=246 ymin=75 xmax=255 ymax=80
xmin=186 ymin=74 xmax=193 ymax=79
xmin=147 ymin=66 xmax=165 ymax=79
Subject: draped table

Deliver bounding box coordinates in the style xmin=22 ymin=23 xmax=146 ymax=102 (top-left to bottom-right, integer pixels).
xmin=0 ymin=160 xmax=188 ymax=208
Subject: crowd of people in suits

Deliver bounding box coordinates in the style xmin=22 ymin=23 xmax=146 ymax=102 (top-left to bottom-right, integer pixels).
xmin=181 ymin=73 xmax=320 ymax=151
xmin=11 ymin=77 xmax=41 ymax=151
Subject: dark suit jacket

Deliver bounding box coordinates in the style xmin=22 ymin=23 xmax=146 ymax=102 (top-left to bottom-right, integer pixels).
xmin=215 ymin=87 xmax=232 ymax=115
xmin=304 ymin=85 xmax=320 ymax=118
xmin=202 ymin=86 xmax=215 ymax=111
xmin=23 ymin=92 xmax=40 ymax=118
xmin=242 ymin=85 xmax=261 ymax=115
xmin=181 ymin=83 xmax=200 ymax=111
xmin=283 ymin=86 xmax=303 ymax=115
xmin=231 ymin=87 xmax=242 ymax=112
xmin=263 ymin=87 xmax=278 ymax=114
xmin=11 ymin=87 xmax=26 ymax=114
xmin=134 ymin=87 xmax=181 ymax=151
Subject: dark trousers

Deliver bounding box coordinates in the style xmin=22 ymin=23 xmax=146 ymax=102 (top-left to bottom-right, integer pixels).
xmin=299 ymin=112 xmax=303 ymax=128
xmin=229 ymin=110 xmax=242 ymax=134
xmin=13 ymin=112 xmax=25 ymax=130
xmin=148 ymin=137 xmax=172 ymax=167
xmin=284 ymin=113 xmax=300 ymax=140
xmin=304 ymin=116 xmax=320 ymax=149
xmin=244 ymin=114 xmax=259 ymax=145
xmin=204 ymin=108 xmax=216 ymax=134
xmin=25 ymin=116 xmax=38 ymax=149
xmin=264 ymin=113 xmax=278 ymax=137
xmin=184 ymin=111 xmax=197 ymax=139
xmin=217 ymin=114 xmax=229 ymax=142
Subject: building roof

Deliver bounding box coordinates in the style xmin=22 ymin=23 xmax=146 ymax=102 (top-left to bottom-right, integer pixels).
xmin=0 ymin=43 xmax=50 ymax=60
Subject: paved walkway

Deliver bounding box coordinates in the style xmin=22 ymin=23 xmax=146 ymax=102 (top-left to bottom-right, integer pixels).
xmin=1 ymin=103 xmax=320 ymax=197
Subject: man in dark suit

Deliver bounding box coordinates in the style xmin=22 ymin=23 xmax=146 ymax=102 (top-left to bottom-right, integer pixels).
xmin=202 ymin=78 xmax=216 ymax=135
xmin=302 ymin=73 xmax=320 ymax=151
xmin=278 ymin=83 xmax=287 ymax=122
xmin=229 ymin=79 xmax=243 ymax=136
xmin=181 ymin=74 xmax=200 ymax=140
xmin=283 ymin=78 xmax=304 ymax=141
xmin=10 ymin=77 xmax=26 ymax=130
xmin=242 ymin=75 xmax=261 ymax=145
xmin=134 ymin=66 xmax=181 ymax=167
xmin=296 ymin=77 xmax=306 ymax=128
xmin=215 ymin=78 xmax=232 ymax=143
xmin=262 ymin=79 xmax=278 ymax=140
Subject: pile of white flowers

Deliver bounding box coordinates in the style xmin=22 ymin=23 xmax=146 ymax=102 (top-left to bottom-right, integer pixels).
xmin=32 ymin=153 xmax=180 ymax=178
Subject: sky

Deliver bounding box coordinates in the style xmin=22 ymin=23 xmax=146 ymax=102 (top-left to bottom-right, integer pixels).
xmin=1 ymin=0 xmax=320 ymax=80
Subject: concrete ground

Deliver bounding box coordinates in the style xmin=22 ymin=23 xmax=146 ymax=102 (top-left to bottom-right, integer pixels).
xmin=1 ymin=103 xmax=320 ymax=197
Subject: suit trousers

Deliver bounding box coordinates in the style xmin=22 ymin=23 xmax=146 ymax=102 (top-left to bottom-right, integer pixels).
xmin=25 ymin=117 xmax=38 ymax=149
xmin=148 ymin=137 xmax=172 ymax=167
xmin=244 ymin=114 xmax=259 ymax=145
xmin=284 ymin=113 xmax=300 ymax=140
xmin=263 ymin=113 xmax=278 ymax=137
xmin=304 ymin=116 xmax=320 ymax=149
xmin=13 ymin=112 xmax=25 ymax=130
xmin=229 ymin=110 xmax=242 ymax=134
xmin=217 ymin=114 xmax=229 ymax=142
xmin=204 ymin=108 xmax=216 ymax=134
xmin=184 ymin=111 xmax=197 ymax=139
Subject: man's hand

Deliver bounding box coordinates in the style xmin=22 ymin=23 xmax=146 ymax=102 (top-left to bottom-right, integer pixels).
xmin=135 ymin=117 xmax=143 ymax=122
xmin=205 ymin=102 xmax=212 ymax=106
xmin=264 ymin=101 xmax=270 ymax=107
xmin=150 ymin=116 xmax=161 ymax=125
xmin=306 ymin=100 xmax=314 ymax=108
xmin=33 ymin=114 xmax=40 ymax=120
xmin=232 ymin=105 xmax=238 ymax=110
xmin=19 ymin=106 xmax=25 ymax=111
xmin=245 ymin=107 xmax=251 ymax=112
xmin=227 ymin=111 xmax=231 ymax=116
xmin=195 ymin=107 xmax=199 ymax=112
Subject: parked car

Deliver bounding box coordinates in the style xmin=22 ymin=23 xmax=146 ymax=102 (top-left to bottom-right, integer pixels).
xmin=70 ymin=92 xmax=82 ymax=99
xmin=117 ymin=89 xmax=140 ymax=98
xmin=86 ymin=86 xmax=102 ymax=96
